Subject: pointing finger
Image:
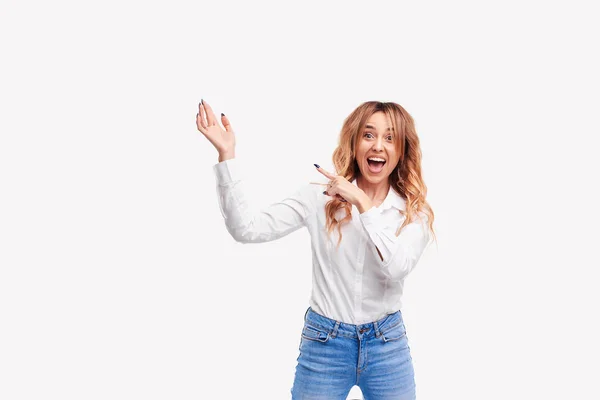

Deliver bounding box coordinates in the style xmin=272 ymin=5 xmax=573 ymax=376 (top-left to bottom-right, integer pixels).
xmin=314 ymin=164 xmax=336 ymax=180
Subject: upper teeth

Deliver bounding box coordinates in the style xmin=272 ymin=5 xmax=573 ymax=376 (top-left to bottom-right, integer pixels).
xmin=368 ymin=157 xmax=385 ymax=162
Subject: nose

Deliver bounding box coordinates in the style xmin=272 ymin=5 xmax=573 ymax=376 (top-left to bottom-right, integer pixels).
xmin=372 ymin=136 xmax=384 ymax=152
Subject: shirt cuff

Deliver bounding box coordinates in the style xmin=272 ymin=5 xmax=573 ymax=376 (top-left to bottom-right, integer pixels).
xmin=213 ymin=158 xmax=243 ymax=185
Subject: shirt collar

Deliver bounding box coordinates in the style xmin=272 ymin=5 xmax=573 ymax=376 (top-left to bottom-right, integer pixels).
xmin=351 ymin=178 xmax=406 ymax=211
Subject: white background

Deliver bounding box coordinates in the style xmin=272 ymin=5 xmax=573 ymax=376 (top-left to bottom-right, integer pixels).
xmin=1 ymin=1 xmax=599 ymax=399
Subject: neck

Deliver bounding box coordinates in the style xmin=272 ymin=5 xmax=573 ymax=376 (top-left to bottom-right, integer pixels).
xmin=356 ymin=176 xmax=390 ymax=202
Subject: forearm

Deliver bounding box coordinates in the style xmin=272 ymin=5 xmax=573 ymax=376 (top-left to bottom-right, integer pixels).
xmin=359 ymin=210 xmax=431 ymax=280
xmin=213 ymin=158 xmax=310 ymax=243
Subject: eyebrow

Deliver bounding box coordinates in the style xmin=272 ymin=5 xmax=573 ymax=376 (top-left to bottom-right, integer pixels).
xmin=365 ymin=124 xmax=394 ymax=131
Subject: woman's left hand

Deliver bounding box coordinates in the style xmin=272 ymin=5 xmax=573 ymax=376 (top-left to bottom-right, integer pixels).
xmin=315 ymin=166 xmax=368 ymax=208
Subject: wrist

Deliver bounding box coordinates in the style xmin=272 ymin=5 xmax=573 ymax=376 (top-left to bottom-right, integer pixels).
xmin=218 ymin=150 xmax=235 ymax=163
xmin=357 ymin=194 xmax=373 ymax=214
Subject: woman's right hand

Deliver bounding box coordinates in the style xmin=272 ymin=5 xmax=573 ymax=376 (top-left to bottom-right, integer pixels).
xmin=196 ymin=99 xmax=236 ymax=161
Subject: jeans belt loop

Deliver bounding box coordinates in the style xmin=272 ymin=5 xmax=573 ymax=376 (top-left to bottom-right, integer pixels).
xmin=373 ymin=320 xmax=381 ymax=338
xmin=331 ymin=321 xmax=340 ymax=338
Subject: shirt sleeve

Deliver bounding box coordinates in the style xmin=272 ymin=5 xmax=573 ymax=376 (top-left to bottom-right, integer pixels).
xmin=213 ymin=158 xmax=314 ymax=243
xmin=359 ymin=206 xmax=432 ymax=281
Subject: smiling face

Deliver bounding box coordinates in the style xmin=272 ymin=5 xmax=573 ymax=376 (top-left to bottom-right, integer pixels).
xmin=355 ymin=111 xmax=401 ymax=185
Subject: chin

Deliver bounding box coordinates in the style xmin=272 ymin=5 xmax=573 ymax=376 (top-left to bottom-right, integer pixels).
xmin=368 ymin=175 xmax=387 ymax=183
xmin=359 ymin=168 xmax=389 ymax=183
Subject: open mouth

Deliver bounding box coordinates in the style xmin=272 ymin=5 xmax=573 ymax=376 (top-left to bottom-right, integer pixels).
xmin=367 ymin=157 xmax=386 ymax=173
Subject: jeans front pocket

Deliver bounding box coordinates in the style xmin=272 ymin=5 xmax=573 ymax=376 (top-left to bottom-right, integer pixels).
xmin=301 ymin=323 xmax=330 ymax=343
xmin=380 ymin=322 xmax=407 ymax=343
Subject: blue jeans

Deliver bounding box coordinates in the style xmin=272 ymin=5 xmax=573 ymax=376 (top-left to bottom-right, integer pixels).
xmin=291 ymin=308 xmax=416 ymax=400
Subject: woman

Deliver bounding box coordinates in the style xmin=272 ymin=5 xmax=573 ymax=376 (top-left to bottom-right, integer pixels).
xmin=196 ymin=99 xmax=436 ymax=400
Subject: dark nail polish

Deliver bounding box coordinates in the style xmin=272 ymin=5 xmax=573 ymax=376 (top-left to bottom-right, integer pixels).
xmin=314 ymin=164 xmax=320 ymax=168
xmin=200 ymin=99 xmax=203 ymax=105
xmin=221 ymin=113 xmax=225 ymax=116
xmin=322 ymin=191 xmax=327 ymax=195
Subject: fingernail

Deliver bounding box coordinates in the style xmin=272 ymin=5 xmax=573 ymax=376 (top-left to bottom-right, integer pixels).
xmin=221 ymin=113 xmax=225 ymax=116
xmin=314 ymin=164 xmax=320 ymax=168
xmin=200 ymin=99 xmax=203 ymax=105
xmin=322 ymin=191 xmax=327 ymax=195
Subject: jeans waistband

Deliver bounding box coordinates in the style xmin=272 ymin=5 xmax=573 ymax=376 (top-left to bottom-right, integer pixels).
xmin=303 ymin=307 xmax=403 ymax=339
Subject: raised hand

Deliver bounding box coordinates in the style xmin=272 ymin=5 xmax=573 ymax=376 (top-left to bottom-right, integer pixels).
xmin=196 ymin=99 xmax=235 ymax=161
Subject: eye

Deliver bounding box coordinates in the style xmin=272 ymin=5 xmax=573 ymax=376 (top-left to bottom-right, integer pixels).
xmin=364 ymin=132 xmax=374 ymax=138
xmin=386 ymin=135 xmax=393 ymax=141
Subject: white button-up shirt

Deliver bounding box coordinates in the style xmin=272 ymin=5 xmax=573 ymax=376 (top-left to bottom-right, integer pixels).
xmin=213 ymin=158 xmax=432 ymax=324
